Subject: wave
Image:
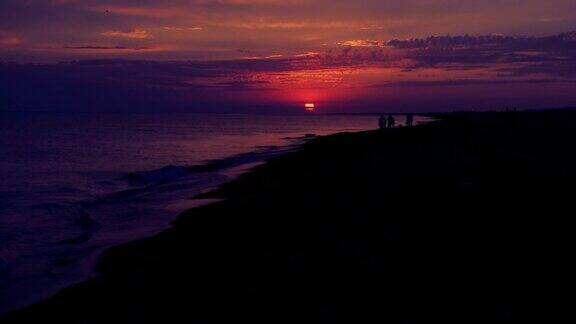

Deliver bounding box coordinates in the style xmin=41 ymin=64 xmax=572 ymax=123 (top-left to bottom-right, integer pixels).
xmin=0 ymin=134 xmax=308 ymax=315
xmin=124 ymin=138 xmax=303 ymax=186
xmin=126 ymin=165 xmax=189 ymax=185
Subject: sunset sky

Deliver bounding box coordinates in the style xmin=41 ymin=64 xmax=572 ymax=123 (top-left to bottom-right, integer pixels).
xmin=1 ymin=0 xmax=576 ymax=112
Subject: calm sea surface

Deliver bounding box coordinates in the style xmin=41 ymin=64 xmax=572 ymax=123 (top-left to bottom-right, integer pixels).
xmin=0 ymin=112 xmax=422 ymax=313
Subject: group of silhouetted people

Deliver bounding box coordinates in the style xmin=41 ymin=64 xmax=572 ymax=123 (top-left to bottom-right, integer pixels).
xmin=379 ymin=113 xmax=413 ymax=130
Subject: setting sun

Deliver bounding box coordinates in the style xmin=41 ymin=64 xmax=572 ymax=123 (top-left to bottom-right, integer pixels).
xmin=305 ymin=103 xmax=316 ymax=112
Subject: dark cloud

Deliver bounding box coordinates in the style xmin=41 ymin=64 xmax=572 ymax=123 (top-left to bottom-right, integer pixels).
xmin=386 ymin=32 xmax=576 ymax=49
xmin=328 ymin=32 xmax=576 ymax=78
xmin=2 ymin=0 xmax=576 ymax=62
xmin=63 ymin=45 xmax=150 ymax=50
xmin=378 ymin=78 xmax=576 ymax=88
xmin=2 ymin=32 xmax=576 ymax=112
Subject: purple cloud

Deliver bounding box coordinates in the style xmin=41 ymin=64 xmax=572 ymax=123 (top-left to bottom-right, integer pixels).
xmin=2 ymin=32 xmax=576 ymax=112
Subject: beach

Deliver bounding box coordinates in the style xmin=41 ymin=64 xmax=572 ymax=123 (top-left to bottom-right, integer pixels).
xmin=0 ymin=113 xmax=382 ymax=314
xmin=3 ymin=110 xmax=575 ymax=323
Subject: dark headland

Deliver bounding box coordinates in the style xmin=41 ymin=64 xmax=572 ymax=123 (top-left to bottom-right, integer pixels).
xmin=3 ymin=110 xmax=575 ymax=323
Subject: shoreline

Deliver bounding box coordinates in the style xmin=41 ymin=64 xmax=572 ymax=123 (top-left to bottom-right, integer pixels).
xmin=4 ymin=110 xmax=574 ymax=323
xmin=0 ymin=113 xmax=393 ymax=316
xmin=0 ymin=135 xmax=306 ymax=316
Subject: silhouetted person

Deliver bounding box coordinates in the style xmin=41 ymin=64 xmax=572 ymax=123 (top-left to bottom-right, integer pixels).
xmin=378 ymin=115 xmax=386 ymax=131
xmin=406 ymin=113 xmax=414 ymax=127
xmin=387 ymin=115 xmax=395 ymax=129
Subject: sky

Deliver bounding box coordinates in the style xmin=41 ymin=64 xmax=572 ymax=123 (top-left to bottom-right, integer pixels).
xmin=1 ymin=0 xmax=576 ymax=112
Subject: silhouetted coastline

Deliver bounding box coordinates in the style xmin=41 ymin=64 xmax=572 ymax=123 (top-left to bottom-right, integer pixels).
xmin=3 ymin=110 xmax=574 ymax=323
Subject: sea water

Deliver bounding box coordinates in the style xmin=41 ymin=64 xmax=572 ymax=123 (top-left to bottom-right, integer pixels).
xmin=0 ymin=111 xmax=421 ymax=313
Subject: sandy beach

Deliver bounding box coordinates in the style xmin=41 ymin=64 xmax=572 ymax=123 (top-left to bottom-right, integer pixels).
xmin=3 ymin=110 xmax=575 ymax=323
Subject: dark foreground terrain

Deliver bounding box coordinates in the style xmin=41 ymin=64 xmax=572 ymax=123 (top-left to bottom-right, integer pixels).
xmin=4 ymin=111 xmax=575 ymax=323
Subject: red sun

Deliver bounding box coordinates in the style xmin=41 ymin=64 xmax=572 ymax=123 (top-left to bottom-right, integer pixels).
xmin=304 ymin=103 xmax=316 ymax=112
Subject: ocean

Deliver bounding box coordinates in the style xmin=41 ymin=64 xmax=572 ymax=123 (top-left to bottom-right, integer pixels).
xmin=0 ymin=111 xmax=420 ymax=314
